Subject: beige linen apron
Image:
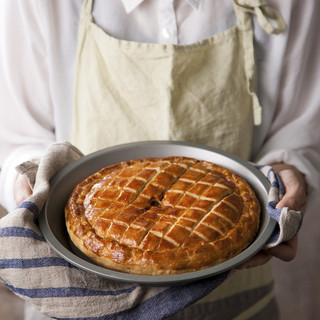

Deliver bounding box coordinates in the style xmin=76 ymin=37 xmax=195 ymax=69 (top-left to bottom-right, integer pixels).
xmin=71 ymin=0 xmax=285 ymax=318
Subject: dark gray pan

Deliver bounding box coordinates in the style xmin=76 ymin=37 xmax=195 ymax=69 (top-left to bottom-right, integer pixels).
xmin=39 ymin=141 xmax=275 ymax=286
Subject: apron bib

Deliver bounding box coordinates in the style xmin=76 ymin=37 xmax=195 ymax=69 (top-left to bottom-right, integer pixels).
xmin=71 ymin=0 xmax=285 ymax=317
xmin=72 ymin=0 xmax=283 ymax=159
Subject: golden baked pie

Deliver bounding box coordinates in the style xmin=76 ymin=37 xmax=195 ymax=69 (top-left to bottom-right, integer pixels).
xmin=65 ymin=157 xmax=260 ymax=275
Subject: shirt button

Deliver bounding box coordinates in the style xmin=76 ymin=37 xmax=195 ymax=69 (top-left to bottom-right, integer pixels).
xmin=162 ymin=28 xmax=172 ymax=39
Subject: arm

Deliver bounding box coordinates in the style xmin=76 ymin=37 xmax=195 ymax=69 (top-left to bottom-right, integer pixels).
xmin=0 ymin=0 xmax=58 ymax=210
xmin=253 ymin=0 xmax=320 ymax=197
xmin=241 ymin=0 xmax=320 ymax=268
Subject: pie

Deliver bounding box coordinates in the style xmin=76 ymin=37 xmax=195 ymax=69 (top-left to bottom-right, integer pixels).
xmin=65 ymin=157 xmax=260 ymax=275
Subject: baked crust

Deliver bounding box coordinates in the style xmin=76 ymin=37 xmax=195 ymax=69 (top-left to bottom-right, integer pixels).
xmin=65 ymin=157 xmax=260 ymax=275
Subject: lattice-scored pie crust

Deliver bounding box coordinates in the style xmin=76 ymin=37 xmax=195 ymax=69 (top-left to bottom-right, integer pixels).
xmin=65 ymin=157 xmax=260 ymax=275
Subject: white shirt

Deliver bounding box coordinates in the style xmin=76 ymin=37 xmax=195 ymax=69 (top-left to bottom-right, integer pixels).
xmin=1 ymin=0 xmax=320 ymax=211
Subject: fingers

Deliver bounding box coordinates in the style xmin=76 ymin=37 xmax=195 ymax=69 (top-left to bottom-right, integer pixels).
xmin=236 ymin=251 xmax=273 ymax=269
xmin=272 ymin=164 xmax=307 ymax=212
xmin=277 ymin=195 xmax=306 ymax=213
xmin=265 ymin=236 xmax=298 ymax=262
xmin=14 ymin=174 xmax=32 ymax=206
xmin=276 ymin=171 xmax=307 ymax=211
xmin=237 ymin=236 xmax=298 ymax=270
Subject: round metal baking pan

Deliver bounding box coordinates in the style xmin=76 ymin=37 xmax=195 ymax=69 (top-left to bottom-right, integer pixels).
xmin=39 ymin=141 xmax=275 ymax=286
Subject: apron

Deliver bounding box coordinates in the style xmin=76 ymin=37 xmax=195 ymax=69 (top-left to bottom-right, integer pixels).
xmin=71 ymin=0 xmax=285 ymax=318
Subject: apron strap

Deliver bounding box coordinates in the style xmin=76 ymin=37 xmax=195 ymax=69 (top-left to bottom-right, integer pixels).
xmin=233 ymin=0 xmax=286 ymax=34
xmin=81 ymin=0 xmax=94 ymax=21
xmin=232 ymin=0 xmax=285 ymax=125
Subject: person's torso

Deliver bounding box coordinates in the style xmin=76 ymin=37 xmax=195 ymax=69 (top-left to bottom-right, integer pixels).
xmin=70 ymin=1 xmax=284 ymax=318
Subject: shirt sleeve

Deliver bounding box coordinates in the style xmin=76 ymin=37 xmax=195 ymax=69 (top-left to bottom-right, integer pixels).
xmin=253 ymin=0 xmax=320 ymax=199
xmin=0 ymin=0 xmax=56 ymax=210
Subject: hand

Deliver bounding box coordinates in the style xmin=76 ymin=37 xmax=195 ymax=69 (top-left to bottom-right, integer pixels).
xmin=14 ymin=174 xmax=33 ymax=206
xmin=237 ymin=163 xmax=307 ymax=269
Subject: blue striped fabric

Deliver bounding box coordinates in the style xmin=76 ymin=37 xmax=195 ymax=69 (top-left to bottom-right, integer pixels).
xmin=52 ymin=274 xmax=229 ymax=320
xmin=5 ymin=283 xmax=137 ymax=299
xmin=17 ymin=201 xmax=40 ymax=216
xmin=265 ymin=226 xmax=280 ymax=245
xmin=0 ymin=257 xmax=73 ymax=269
xmin=0 ymin=227 xmax=45 ymax=241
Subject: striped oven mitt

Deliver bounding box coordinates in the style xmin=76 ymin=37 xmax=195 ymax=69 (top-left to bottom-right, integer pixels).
xmin=0 ymin=142 xmax=303 ymax=320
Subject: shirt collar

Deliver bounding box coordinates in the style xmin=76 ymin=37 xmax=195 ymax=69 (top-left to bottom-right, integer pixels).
xmin=121 ymin=0 xmax=200 ymax=14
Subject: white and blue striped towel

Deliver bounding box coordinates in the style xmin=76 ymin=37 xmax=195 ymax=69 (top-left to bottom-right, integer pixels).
xmin=257 ymin=165 xmax=303 ymax=248
xmin=0 ymin=142 xmax=303 ymax=320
